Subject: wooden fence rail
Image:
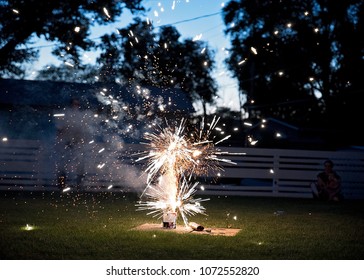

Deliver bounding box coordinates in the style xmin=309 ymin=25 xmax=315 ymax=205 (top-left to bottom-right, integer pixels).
xmin=1 ymin=139 xmax=364 ymax=199
xmin=200 ymin=146 xmax=364 ymax=199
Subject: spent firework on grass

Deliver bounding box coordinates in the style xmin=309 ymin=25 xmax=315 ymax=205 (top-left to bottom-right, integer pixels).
xmin=135 ymin=117 xmax=236 ymax=227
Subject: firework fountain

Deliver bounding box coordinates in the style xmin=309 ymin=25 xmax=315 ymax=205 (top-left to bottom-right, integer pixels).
xmin=136 ymin=116 xmax=236 ymax=228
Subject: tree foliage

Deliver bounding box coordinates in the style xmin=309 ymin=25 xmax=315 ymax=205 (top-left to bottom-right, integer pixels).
xmin=36 ymin=64 xmax=100 ymax=83
xmin=222 ymin=0 xmax=364 ymax=136
xmin=29 ymin=14 xmax=218 ymax=117
xmin=0 ymin=0 xmax=144 ymax=77
xmin=96 ymin=18 xmax=218 ymax=117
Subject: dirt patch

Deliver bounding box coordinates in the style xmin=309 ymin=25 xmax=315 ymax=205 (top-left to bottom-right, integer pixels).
xmin=132 ymin=223 xmax=241 ymax=237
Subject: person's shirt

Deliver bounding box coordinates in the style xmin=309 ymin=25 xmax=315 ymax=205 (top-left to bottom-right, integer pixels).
xmin=317 ymin=170 xmax=341 ymax=189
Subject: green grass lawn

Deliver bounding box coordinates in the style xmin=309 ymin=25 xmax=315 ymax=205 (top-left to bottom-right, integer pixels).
xmin=0 ymin=191 xmax=363 ymax=260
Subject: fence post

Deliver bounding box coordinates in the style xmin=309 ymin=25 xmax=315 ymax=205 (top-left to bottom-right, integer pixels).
xmin=272 ymin=153 xmax=279 ymax=196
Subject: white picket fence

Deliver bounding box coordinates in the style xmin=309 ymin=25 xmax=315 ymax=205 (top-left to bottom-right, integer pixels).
xmin=1 ymin=139 xmax=364 ymax=199
xmin=199 ymin=146 xmax=364 ymax=199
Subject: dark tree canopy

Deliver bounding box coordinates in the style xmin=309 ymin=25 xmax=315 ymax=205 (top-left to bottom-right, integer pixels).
xmin=34 ymin=16 xmax=218 ymax=117
xmin=36 ymin=64 xmax=100 ymax=83
xmin=222 ymin=0 xmax=364 ymax=143
xmin=96 ymin=18 xmax=218 ymax=117
xmin=0 ymin=0 xmax=144 ymax=77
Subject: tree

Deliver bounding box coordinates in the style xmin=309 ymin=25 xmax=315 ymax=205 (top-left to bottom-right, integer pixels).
xmin=115 ymin=18 xmax=158 ymax=86
xmin=0 ymin=0 xmax=144 ymax=77
xmin=36 ymin=64 xmax=100 ymax=83
xmin=177 ymin=39 xmax=218 ymax=118
xmin=97 ymin=18 xmax=218 ymax=117
xmin=222 ymin=0 xmax=364 ymax=137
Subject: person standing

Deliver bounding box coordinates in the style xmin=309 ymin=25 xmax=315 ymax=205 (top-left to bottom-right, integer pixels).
xmin=54 ymin=97 xmax=92 ymax=191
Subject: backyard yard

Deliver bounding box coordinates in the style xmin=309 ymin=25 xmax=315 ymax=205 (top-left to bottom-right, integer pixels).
xmin=0 ymin=191 xmax=363 ymax=260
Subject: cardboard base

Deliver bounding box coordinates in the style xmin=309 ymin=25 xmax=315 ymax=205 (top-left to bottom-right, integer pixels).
xmin=132 ymin=223 xmax=241 ymax=236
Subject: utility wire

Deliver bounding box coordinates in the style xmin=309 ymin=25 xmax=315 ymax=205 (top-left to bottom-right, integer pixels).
xmin=22 ymin=11 xmax=222 ymax=50
xmin=155 ymin=11 xmax=221 ymax=28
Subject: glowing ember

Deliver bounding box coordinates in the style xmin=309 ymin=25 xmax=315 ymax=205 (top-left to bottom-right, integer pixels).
xmin=136 ymin=117 xmax=236 ymax=227
xmin=23 ymin=224 xmax=34 ymax=231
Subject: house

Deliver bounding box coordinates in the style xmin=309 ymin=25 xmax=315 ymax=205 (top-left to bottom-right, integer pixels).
xmin=0 ymin=79 xmax=194 ymax=142
xmin=244 ymin=117 xmax=344 ymax=150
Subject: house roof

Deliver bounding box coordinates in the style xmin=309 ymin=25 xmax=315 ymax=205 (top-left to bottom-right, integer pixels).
xmin=0 ymin=78 xmax=195 ymax=141
xmin=244 ymin=117 xmax=331 ymax=149
xmin=0 ymin=78 xmax=194 ymax=114
xmin=247 ymin=117 xmax=300 ymax=131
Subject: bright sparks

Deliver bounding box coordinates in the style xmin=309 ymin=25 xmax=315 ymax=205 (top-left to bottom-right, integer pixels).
xmin=136 ymin=117 xmax=236 ymax=227
xmin=103 ymin=7 xmax=111 ymax=18
xmin=250 ymin=47 xmax=258 ymax=55
xmin=24 ymin=224 xmax=34 ymax=231
xmin=64 ymin=61 xmax=74 ymax=67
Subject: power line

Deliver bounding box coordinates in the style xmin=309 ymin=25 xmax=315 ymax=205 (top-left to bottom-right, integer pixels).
xmin=22 ymin=11 xmax=222 ymax=51
xmin=155 ymin=11 xmax=221 ymax=28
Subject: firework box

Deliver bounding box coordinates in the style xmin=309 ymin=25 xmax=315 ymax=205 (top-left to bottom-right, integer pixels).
xmin=162 ymin=211 xmax=177 ymax=229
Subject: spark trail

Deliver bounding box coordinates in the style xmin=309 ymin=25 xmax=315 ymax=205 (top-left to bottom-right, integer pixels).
xmin=136 ymin=117 xmax=236 ymax=227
